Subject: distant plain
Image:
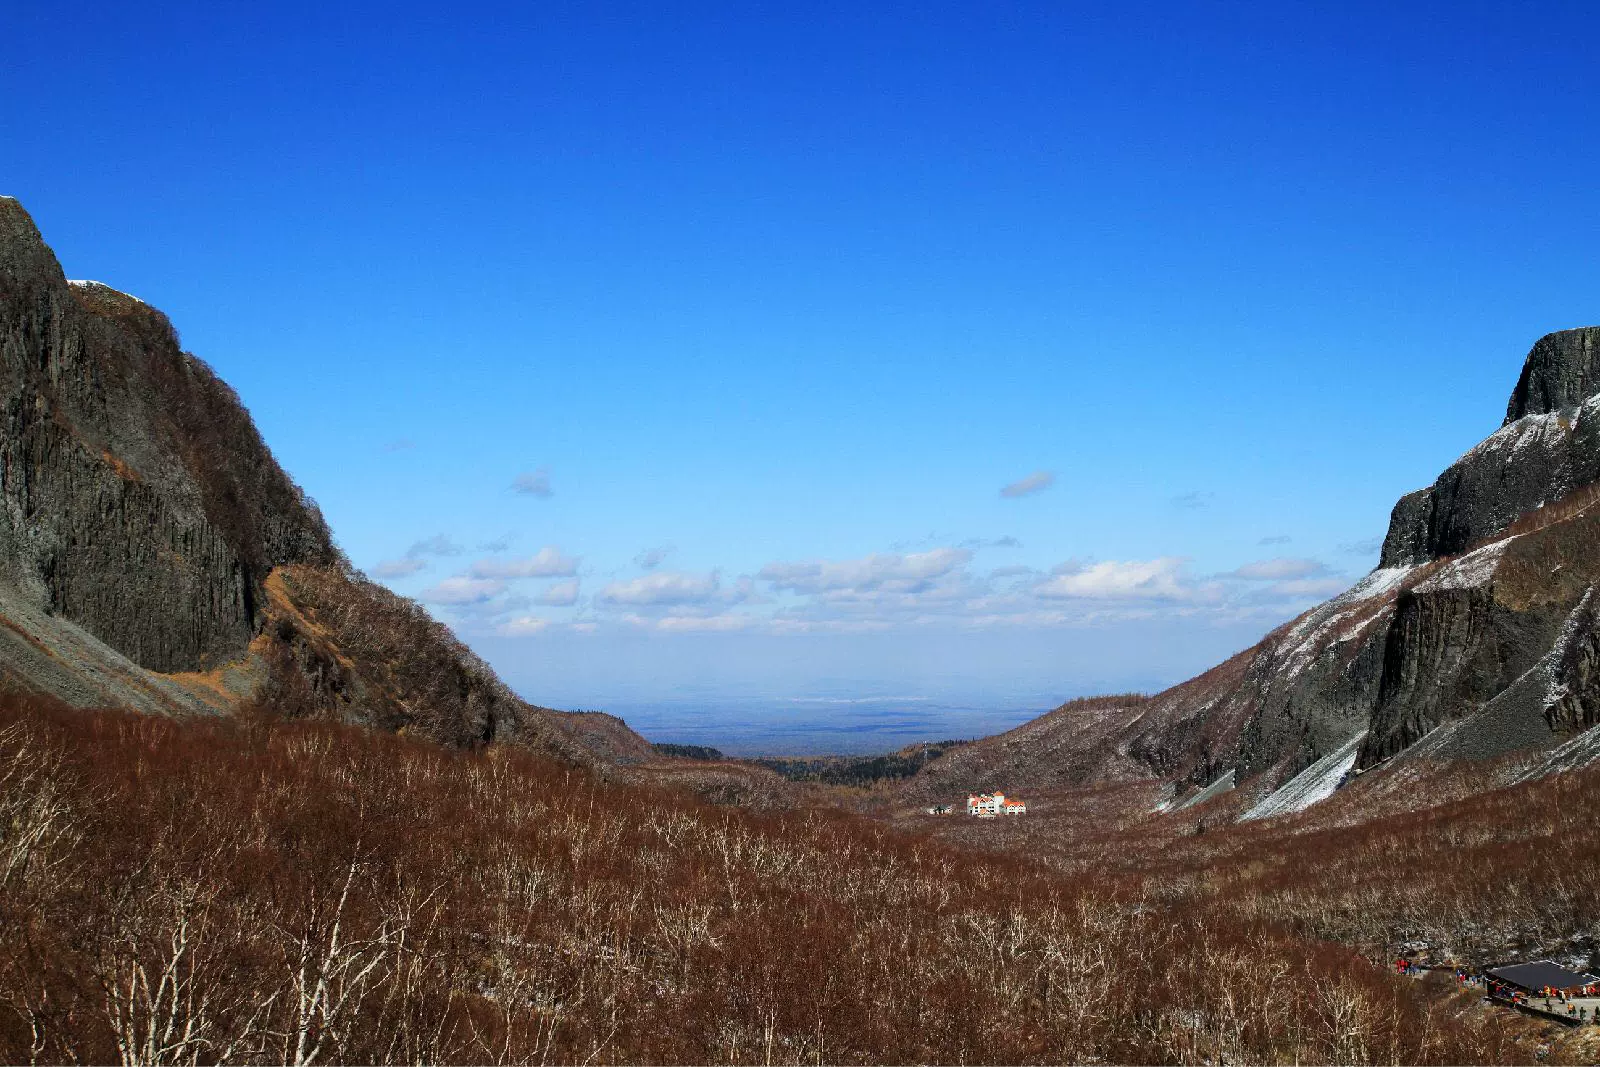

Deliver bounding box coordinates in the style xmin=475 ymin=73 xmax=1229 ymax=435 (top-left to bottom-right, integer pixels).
xmin=597 ymin=696 xmax=1049 ymax=755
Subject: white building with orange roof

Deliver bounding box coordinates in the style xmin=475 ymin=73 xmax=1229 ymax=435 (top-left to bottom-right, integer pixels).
xmin=966 ymin=792 xmax=1026 ymax=817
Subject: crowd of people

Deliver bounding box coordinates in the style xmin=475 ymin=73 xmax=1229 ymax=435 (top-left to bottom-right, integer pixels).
xmin=1483 ymin=975 xmax=1598 ymax=1023
xmin=1388 ymin=958 xmax=1600 ymax=1026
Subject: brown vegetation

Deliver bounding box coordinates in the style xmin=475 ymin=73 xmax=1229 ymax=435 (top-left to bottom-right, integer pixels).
xmin=0 ymin=694 xmax=1546 ymax=1065
xmin=1144 ymin=760 xmax=1600 ymax=972
xmin=907 ymin=750 xmax=1600 ymax=980
xmin=247 ymin=566 xmax=588 ymax=758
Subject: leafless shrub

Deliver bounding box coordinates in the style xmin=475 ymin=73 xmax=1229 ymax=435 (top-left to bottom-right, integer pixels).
xmin=0 ymin=696 xmax=1547 ymax=1064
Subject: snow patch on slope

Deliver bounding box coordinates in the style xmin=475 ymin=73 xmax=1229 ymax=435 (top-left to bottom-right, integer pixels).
xmin=1279 ymin=608 xmax=1361 ymax=680
xmin=1541 ymin=587 xmax=1595 ymax=713
xmin=1175 ymin=768 xmax=1235 ymax=811
xmin=1273 ymin=566 xmax=1412 ymax=682
xmin=1509 ymin=724 xmax=1600 ymax=784
xmin=1241 ymin=731 xmax=1365 ymax=821
xmin=1413 ymin=536 xmax=1516 ymax=594
xmin=1336 ymin=565 xmax=1417 ymax=606
xmin=1464 ymin=409 xmax=1572 ymax=465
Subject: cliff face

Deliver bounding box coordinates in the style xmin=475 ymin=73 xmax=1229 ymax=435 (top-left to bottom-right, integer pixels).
xmin=909 ymin=327 xmax=1600 ymax=817
xmin=0 ymin=197 xmax=337 ymax=673
xmin=1381 ymin=329 xmax=1600 ymax=569
xmin=1505 ymin=327 xmax=1600 ymax=424
xmin=0 ymin=196 xmax=646 ymax=767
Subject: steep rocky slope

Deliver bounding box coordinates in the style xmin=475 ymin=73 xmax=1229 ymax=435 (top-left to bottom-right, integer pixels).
xmin=905 ymin=327 xmax=1600 ymax=817
xmin=0 ymin=195 xmax=644 ymax=765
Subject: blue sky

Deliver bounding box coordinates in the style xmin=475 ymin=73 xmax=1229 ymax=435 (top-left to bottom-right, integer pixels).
xmin=5 ymin=1 xmax=1599 ymax=711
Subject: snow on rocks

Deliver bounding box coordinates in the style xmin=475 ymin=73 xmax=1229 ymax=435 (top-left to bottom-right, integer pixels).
xmin=1241 ymin=731 xmax=1365 ymax=821
xmin=1412 ymin=536 xmax=1516 ymax=594
xmin=1336 ymin=565 xmax=1417 ymax=606
xmin=67 ymin=279 xmax=146 ymax=304
xmin=1541 ymin=588 xmax=1596 ymax=713
xmin=1278 ymin=607 xmax=1360 ymax=681
xmin=1272 ymin=566 xmax=1414 ymax=682
xmin=1509 ymin=723 xmax=1600 ymax=783
xmin=1462 ymin=409 xmax=1573 ymax=466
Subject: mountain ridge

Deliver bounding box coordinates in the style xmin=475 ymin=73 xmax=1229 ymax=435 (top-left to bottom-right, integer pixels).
xmin=898 ymin=326 xmax=1600 ymax=822
xmin=0 ymin=195 xmax=650 ymax=768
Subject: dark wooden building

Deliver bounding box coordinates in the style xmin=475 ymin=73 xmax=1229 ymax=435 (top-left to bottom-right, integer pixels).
xmin=1485 ymin=961 xmax=1599 ymax=998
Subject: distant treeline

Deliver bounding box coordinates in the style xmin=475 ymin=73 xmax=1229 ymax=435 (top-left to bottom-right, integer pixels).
xmin=753 ymin=740 xmax=968 ymax=788
xmin=651 ymin=742 xmax=727 ymax=761
xmin=650 ymin=739 xmax=969 ymax=787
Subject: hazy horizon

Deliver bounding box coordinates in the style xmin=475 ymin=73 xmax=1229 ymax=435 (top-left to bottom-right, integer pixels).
xmin=474 ymin=611 xmax=1275 ymax=751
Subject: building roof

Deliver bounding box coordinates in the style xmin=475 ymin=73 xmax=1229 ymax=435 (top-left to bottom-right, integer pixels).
xmin=1486 ymin=961 xmax=1599 ymax=992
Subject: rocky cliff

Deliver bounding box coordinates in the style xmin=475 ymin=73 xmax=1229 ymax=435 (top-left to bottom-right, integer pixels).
xmin=0 ymin=195 xmax=644 ymax=766
xmin=1381 ymin=328 xmax=1600 ymax=568
xmin=0 ymin=198 xmax=338 ymax=674
xmin=908 ymin=327 xmax=1600 ymax=819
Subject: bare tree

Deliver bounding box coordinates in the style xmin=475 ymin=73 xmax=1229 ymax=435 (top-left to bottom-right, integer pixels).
xmin=0 ymin=723 xmax=81 ymax=890
xmin=273 ymin=857 xmax=396 ymax=1066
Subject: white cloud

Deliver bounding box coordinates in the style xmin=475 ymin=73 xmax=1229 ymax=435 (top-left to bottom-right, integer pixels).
xmin=369 ymin=533 xmax=469 ymax=581
xmin=956 ymin=535 xmax=1023 ymax=549
xmin=1340 ymin=536 xmax=1384 ymax=555
xmin=999 ymin=471 xmax=1055 ymax=499
xmin=1264 ymin=577 xmax=1350 ymax=599
xmin=420 ymin=577 xmax=507 ymax=605
xmin=406 ymin=534 xmax=462 ymax=558
xmin=656 ymin=613 xmax=757 ymax=633
xmin=1035 ymin=558 xmax=1204 ymax=601
xmin=567 ymin=539 xmax=1357 ymax=639
xmin=766 ymin=615 xmax=895 ymax=635
xmin=500 ymin=615 xmax=554 ymax=636
xmin=511 ymin=469 xmax=553 ymax=497
xmin=759 ymin=548 xmax=972 ymax=595
xmin=536 ymin=579 xmax=581 ymax=606
xmin=1227 ymin=557 xmax=1329 ymax=581
xmin=635 ymin=546 xmax=672 ymax=570
xmin=370 ymin=558 xmax=427 ymax=580
xmin=469 ymin=546 xmax=579 ymax=579
xmin=599 ymin=571 xmax=727 ymax=606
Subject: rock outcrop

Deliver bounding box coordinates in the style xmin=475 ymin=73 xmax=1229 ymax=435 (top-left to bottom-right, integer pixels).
xmin=908 ymin=325 xmax=1600 ymax=817
xmin=1381 ymin=329 xmax=1600 ymax=568
xmin=1505 ymin=327 xmax=1600 ymax=424
xmin=0 ymin=196 xmax=646 ymax=766
xmin=0 ymin=197 xmax=338 ymax=673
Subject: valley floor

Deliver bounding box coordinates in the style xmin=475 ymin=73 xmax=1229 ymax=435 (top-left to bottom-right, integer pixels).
xmin=3 ymin=696 xmax=1597 ymax=1063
